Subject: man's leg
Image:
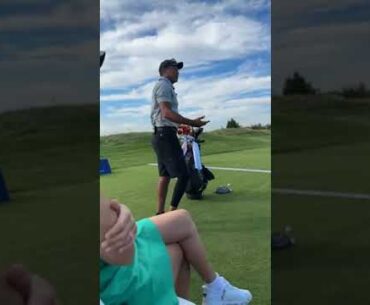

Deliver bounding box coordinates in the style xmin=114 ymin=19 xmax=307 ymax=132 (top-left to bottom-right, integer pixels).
xmin=152 ymin=131 xmax=171 ymax=215
xmin=170 ymin=173 xmax=189 ymax=211
xmin=157 ymin=176 xmax=170 ymax=214
xmin=150 ymin=209 xmax=216 ymax=283
xmin=169 ymin=154 xmax=189 ymax=211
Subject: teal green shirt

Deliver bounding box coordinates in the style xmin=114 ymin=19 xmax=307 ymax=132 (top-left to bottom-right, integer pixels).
xmin=100 ymin=218 xmax=178 ymax=305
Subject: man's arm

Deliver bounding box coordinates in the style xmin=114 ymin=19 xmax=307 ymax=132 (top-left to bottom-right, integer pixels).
xmin=159 ymin=102 xmax=209 ymax=127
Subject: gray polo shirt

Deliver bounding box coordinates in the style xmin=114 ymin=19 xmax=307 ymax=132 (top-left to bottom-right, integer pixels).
xmin=150 ymin=77 xmax=179 ymax=128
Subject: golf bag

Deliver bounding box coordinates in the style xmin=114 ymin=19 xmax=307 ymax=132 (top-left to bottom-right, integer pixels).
xmin=178 ymin=126 xmax=215 ymax=200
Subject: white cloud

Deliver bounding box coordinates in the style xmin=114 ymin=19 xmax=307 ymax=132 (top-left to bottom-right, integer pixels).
xmin=100 ymin=1 xmax=269 ymax=88
xmin=177 ymin=74 xmax=270 ymax=110
xmin=101 ymin=72 xmax=271 ymax=134
xmin=101 ymin=73 xmax=270 ymax=104
xmin=100 ymin=97 xmax=270 ymax=135
xmin=100 ymin=0 xmax=269 ymax=22
xmin=100 ymin=0 xmax=270 ymax=134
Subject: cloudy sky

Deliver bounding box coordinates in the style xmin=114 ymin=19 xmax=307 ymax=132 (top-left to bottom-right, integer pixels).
xmin=272 ymin=0 xmax=370 ymax=94
xmin=0 ymin=0 xmax=98 ymax=113
xmin=100 ymin=0 xmax=271 ymax=135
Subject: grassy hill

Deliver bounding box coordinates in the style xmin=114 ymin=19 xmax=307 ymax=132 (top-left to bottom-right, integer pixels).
xmin=100 ymin=127 xmax=270 ymax=169
xmin=101 ymin=128 xmax=271 ymax=305
xmin=0 ymin=105 xmax=99 ymax=305
xmin=0 ymin=105 xmax=99 ymax=191
xmin=273 ymin=95 xmax=370 ymax=193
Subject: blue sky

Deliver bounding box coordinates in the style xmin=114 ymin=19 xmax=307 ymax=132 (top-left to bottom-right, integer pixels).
xmin=100 ymin=0 xmax=271 ymax=135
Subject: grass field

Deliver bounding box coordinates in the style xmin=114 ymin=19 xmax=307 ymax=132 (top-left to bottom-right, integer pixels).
xmin=100 ymin=128 xmax=271 ymax=305
xmin=272 ymin=95 xmax=370 ymax=305
xmin=4 ymin=95 xmax=367 ymax=304
xmin=0 ymin=105 xmax=100 ymax=305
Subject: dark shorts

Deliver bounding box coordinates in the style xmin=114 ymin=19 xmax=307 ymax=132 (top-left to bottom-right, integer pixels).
xmin=151 ymin=127 xmax=187 ymax=178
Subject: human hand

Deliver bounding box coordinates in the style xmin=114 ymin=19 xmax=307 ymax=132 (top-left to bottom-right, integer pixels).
xmin=100 ymin=199 xmax=137 ymax=254
xmin=192 ymin=116 xmax=210 ymax=127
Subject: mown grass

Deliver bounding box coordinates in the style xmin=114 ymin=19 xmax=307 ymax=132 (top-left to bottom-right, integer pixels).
xmin=100 ymin=128 xmax=271 ymax=305
xmin=272 ymin=95 xmax=370 ymax=305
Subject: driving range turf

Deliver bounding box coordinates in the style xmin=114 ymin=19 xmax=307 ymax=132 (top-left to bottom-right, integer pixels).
xmin=100 ymin=128 xmax=271 ymax=305
xmin=272 ymin=95 xmax=370 ymax=305
xmin=4 ymin=95 xmax=369 ymax=304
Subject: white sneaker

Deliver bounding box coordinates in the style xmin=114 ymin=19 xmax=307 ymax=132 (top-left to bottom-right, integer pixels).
xmin=202 ymin=276 xmax=252 ymax=305
xmin=178 ymin=297 xmax=196 ymax=305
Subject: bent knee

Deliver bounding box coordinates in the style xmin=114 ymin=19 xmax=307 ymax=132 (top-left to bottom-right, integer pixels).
xmin=176 ymin=209 xmax=191 ymax=220
xmin=176 ymin=209 xmax=195 ymax=230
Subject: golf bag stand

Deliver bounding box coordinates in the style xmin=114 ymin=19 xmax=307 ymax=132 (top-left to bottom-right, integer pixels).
xmin=178 ymin=126 xmax=215 ymax=200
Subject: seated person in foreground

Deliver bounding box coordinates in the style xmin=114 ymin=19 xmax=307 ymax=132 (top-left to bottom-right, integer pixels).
xmin=100 ymin=197 xmax=252 ymax=305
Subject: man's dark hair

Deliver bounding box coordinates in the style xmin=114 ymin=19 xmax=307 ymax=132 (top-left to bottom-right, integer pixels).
xmin=158 ymin=59 xmax=183 ymax=76
xmin=159 ymin=67 xmax=166 ymax=76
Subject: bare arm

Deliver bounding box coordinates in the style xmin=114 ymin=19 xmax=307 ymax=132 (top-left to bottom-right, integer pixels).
xmin=100 ymin=197 xmax=135 ymax=265
xmin=159 ymin=102 xmax=209 ymax=127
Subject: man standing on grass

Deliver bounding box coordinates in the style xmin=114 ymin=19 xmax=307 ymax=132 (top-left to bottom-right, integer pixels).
xmin=150 ymin=58 xmax=209 ymax=215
